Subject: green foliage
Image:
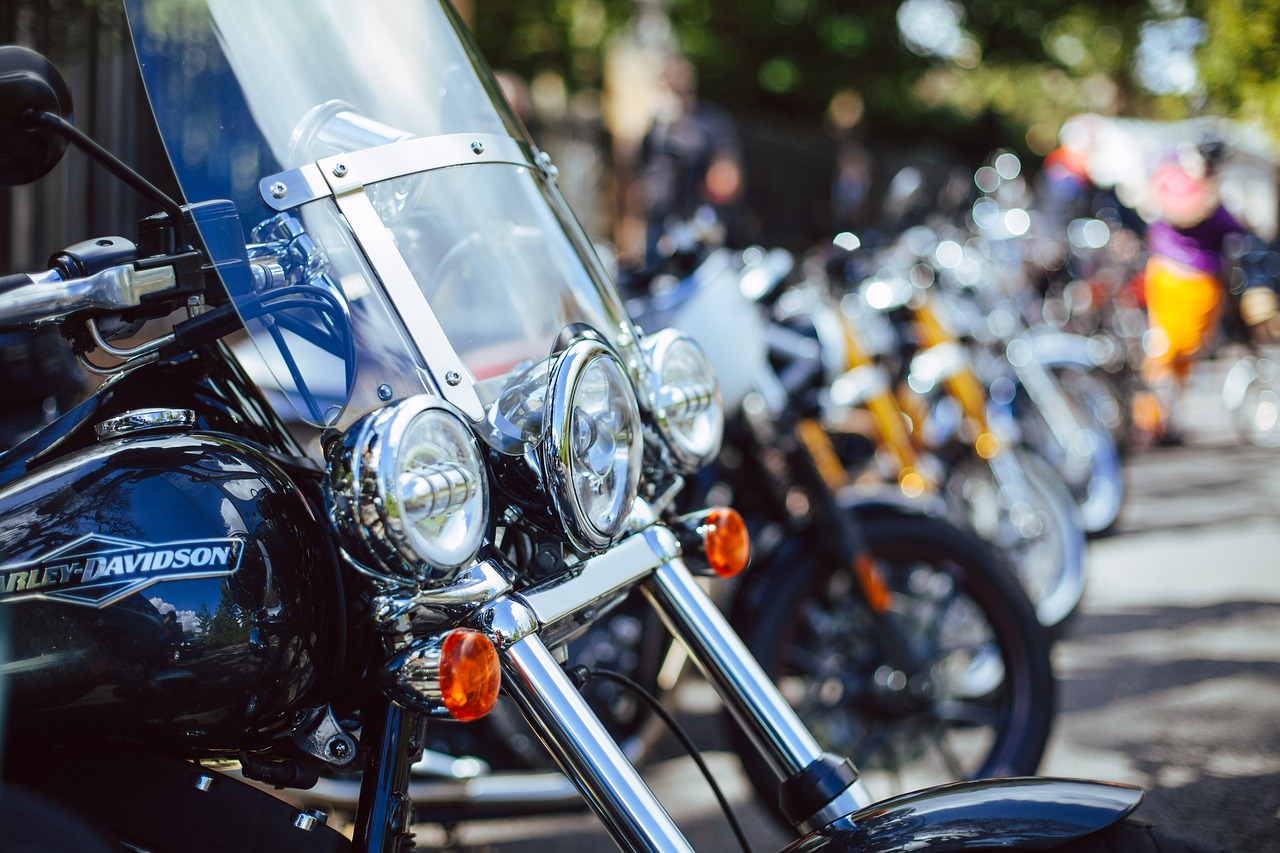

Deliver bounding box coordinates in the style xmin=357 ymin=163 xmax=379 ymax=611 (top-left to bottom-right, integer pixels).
xmin=195 ymin=602 xmax=214 ymax=637
xmin=1194 ymin=0 xmax=1280 ymax=139
xmin=204 ymin=585 xmax=251 ymax=648
xmin=469 ymin=0 xmax=1274 ymax=154
xmin=468 ymin=0 xmax=633 ymax=91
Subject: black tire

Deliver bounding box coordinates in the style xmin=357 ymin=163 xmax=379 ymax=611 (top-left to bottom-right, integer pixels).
xmin=731 ymin=512 xmax=1055 ymax=817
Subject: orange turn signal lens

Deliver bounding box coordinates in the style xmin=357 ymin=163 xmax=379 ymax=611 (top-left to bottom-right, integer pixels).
xmin=439 ymin=629 xmax=501 ymax=722
xmin=703 ymin=507 xmax=750 ymax=577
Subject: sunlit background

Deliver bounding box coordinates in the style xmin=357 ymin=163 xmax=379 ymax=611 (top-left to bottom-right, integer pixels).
xmin=450 ymin=0 xmax=1280 ymax=256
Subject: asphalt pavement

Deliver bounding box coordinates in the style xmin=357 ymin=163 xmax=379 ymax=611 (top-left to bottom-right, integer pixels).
xmin=409 ymin=350 xmax=1280 ymax=852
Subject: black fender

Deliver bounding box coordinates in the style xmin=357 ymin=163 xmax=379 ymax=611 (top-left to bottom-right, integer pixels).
xmin=782 ymin=777 xmax=1143 ymax=852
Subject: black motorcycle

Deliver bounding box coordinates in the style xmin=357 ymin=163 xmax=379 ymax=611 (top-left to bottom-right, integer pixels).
xmin=0 ymin=3 xmax=1196 ymax=852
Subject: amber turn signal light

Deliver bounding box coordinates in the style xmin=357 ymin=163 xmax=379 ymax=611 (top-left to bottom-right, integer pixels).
xmin=439 ymin=629 xmax=501 ymax=722
xmin=702 ymin=507 xmax=750 ymax=577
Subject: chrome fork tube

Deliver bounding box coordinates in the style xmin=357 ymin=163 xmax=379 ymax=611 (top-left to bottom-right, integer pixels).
xmin=642 ymin=559 xmax=875 ymax=831
xmin=500 ymin=633 xmax=694 ymax=853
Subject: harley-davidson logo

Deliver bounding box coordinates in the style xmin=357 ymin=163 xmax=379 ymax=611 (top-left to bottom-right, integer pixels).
xmin=0 ymin=533 xmax=245 ymax=608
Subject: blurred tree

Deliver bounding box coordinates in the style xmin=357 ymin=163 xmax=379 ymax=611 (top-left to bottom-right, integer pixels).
xmin=469 ymin=0 xmax=634 ymax=96
xmin=1194 ymin=0 xmax=1280 ymax=140
xmin=469 ymin=0 xmax=1160 ymax=152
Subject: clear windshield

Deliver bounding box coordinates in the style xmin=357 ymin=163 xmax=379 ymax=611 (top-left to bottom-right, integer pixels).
xmin=126 ymin=0 xmax=640 ymax=448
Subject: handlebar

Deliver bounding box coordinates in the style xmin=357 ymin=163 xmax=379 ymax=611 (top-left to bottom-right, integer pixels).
xmin=0 ymin=262 xmax=179 ymax=330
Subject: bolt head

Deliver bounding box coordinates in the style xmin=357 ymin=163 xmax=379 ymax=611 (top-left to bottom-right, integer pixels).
xmin=332 ymin=163 xmax=348 ymax=178
xmin=445 ymin=370 xmax=462 ymax=386
xmin=470 ymin=140 xmax=485 ymax=155
xmin=269 ymin=181 xmax=288 ymax=199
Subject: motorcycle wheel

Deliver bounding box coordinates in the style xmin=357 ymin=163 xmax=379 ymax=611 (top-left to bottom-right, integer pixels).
xmin=1018 ymin=365 xmax=1127 ymax=536
xmin=943 ymin=445 xmax=1087 ymax=629
xmin=731 ymin=512 xmax=1054 ymax=813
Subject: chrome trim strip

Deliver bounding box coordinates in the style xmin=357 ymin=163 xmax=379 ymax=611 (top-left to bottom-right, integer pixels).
xmin=94 ymin=408 xmax=196 ymax=440
xmin=259 ymin=133 xmax=536 ymax=212
xmin=259 ymin=162 xmax=330 ymax=212
xmin=330 ymin=187 xmax=484 ymax=420
xmin=516 ymin=526 xmax=680 ymax=630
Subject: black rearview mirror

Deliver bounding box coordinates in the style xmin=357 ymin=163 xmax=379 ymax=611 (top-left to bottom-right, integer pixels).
xmin=0 ymin=45 xmax=72 ymax=186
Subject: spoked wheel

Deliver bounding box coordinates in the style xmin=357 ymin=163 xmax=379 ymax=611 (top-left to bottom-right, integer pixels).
xmin=731 ymin=513 xmax=1055 ymax=814
xmin=943 ymin=446 xmax=1087 ymax=629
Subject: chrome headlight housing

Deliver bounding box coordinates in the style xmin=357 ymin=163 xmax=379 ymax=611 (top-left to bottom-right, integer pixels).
xmin=542 ymin=338 xmax=644 ymax=552
xmin=643 ymin=328 xmax=724 ymax=472
xmin=327 ymin=395 xmax=488 ymax=585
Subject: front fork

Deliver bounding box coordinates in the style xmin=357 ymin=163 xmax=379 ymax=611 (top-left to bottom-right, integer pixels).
xmin=495 ymin=556 xmax=875 ymax=852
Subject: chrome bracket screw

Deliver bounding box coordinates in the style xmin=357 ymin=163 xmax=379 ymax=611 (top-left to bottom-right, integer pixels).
xmin=325 ymin=735 xmax=353 ymax=762
xmin=269 ymin=181 xmax=288 ymax=199
xmin=470 ymin=140 xmax=485 ymax=155
xmin=445 ymin=370 xmax=462 ymax=386
xmin=378 ymin=383 xmax=393 ymax=401
xmin=332 ymin=163 xmax=348 ymax=178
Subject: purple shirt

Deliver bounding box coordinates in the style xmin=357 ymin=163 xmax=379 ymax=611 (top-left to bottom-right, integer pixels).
xmin=1147 ymin=206 xmax=1246 ymax=275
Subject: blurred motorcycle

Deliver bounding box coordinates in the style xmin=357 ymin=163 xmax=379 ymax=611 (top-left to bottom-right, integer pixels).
xmin=0 ymin=7 xmax=1188 ymax=851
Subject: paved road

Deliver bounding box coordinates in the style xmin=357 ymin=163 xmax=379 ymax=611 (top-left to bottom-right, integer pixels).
xmin=410 ymin=353 xmax=1280 ymax=852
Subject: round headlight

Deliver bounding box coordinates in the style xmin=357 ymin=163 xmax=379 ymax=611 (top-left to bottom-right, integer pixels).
xmin=643 ymin=328 xmax=724 ymax=472
xmin=327 ymin=396 xmax=488 ymax=585
xmin=543 ymin=340 xmax=643 ymax=551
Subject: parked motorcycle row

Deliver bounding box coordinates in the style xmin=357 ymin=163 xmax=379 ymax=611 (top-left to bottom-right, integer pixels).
xmin=0 ymin=2 xmax=1209 ymax=852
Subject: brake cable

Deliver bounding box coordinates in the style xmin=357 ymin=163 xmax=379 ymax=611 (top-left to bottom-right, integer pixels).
xmin=568 ymin=665 xmax=753 ymax=853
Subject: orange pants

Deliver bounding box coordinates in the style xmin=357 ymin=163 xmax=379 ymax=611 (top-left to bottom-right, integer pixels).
xmin=1143 ymin=255 xmax=1223 ymax=384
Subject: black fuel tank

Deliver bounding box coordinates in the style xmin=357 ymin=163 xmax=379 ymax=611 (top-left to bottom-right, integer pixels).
xmin=0 ymin=431 xmax=343 ymax=752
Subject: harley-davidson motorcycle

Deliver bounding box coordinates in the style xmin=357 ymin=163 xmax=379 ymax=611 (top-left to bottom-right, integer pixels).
xmin=0 ymin=2 xmax=1197 ymax=851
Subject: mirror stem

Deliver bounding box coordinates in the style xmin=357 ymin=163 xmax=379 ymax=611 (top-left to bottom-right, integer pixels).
xmin=25 ymin=109 xmax=190 ymax=251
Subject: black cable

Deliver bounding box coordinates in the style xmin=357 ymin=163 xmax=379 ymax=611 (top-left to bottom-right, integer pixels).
xmin=569 ymin=665 xmax=753 ymax=853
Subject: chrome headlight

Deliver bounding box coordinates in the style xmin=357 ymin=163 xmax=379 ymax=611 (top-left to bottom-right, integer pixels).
xmin=543 ymin=339 xmax=643 ymax=551
xmin=327 ymin=396 xmax=488 ymax=585
xmin=643 ymin=328 xmax=723 ymax=472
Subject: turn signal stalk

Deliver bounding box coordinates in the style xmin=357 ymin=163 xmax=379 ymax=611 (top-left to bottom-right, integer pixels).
xmin=671 ymin=506 xmax=750 ymax=577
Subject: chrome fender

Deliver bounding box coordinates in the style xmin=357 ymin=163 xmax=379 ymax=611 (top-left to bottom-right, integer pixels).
xmin=781 ymin=777 xmax=1143 ymax=852
xmin=1020 ymin=330 xmax=1101 ymax=372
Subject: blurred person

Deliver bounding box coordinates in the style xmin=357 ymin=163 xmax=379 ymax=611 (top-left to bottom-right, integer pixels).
xmin=832 ymin=139 xmax=873 ymax=231
xmin=1036 ymin=136 xmax=1095 ymax=232
xmin=636 ymin=54 xmax=744 ymax=264
xmin=1135 ymin=141 xmax=1248 ymax=444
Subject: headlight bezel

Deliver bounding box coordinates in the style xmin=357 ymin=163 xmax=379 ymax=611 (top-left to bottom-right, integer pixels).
xmin=642 ymin=328 xmax=724 ymax=472
xmin=542 ymin=337 xmax=644 ymax=552
xmin=327 ymin=394 xmax=489 ymax=586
